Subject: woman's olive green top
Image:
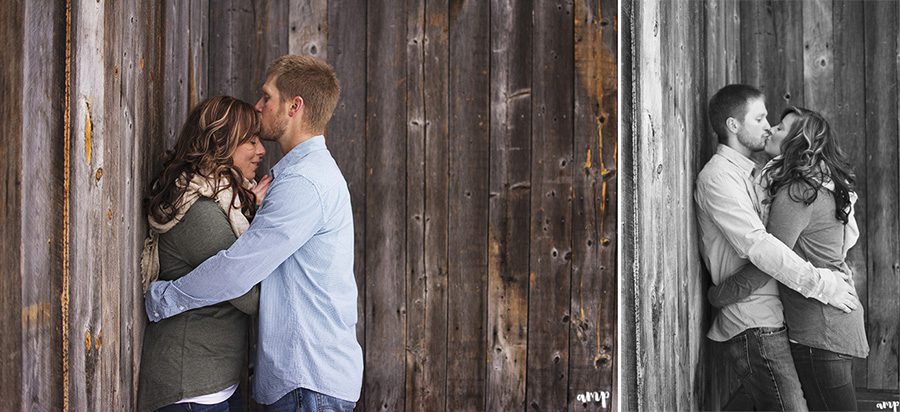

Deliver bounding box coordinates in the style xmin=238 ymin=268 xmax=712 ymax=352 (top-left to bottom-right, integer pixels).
xmin=138 ymin=198 xmax=260 ymax=412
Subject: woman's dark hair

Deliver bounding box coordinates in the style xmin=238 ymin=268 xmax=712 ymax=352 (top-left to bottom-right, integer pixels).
xmin=146 ymin=96 xmax=260 ymax=224
xmin=766 ymin=107 xmax=856 ymax=224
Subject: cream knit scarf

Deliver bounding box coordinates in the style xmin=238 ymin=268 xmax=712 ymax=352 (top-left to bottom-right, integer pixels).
xmin=140 ymin=173 xmax=253 ymax=293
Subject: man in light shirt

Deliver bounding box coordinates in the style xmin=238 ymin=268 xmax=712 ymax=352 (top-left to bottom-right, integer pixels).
xmin=145 ymin=55 xmax=361 ymax=411
xmin=695 ymin=84 xmax=860 ymax=411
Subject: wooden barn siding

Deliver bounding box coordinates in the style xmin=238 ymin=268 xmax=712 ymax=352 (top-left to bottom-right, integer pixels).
xmin=0 ymin=1 xmax=164 ymax=410
xmin=626 ymin=0 xmax=900 ymax=409
xmin=0 ymin=1 xmax=615 ymax=411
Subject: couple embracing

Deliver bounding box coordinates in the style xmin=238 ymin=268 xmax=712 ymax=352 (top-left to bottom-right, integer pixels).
xmin=136 ymin=55 xmax=361 ymax=411
xmin=697 ymin=84 xmax=868 ymax=411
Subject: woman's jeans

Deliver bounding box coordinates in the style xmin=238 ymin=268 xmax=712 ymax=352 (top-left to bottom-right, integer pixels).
xmin=721 ymin=326 xmax=809 ymax=411
xmin=790 ymin=342 xmax=857 ymax=411
xmin=264 ymin=387 xmax=356 ymax=412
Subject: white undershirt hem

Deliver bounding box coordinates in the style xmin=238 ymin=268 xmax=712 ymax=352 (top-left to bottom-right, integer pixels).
xmin=176 ymin=383 xmax=238 ymax=405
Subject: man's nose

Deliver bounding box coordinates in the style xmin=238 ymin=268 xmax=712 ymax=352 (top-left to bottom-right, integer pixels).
xmin=254 ymin=98 xmax=263 ymax=112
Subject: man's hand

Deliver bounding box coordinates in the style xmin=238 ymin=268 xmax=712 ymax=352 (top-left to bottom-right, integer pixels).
xmin=822 ymin=269 xmax=860 ymax=313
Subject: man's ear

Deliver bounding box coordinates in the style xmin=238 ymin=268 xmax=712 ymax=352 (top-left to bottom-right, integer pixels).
xmin=725 ymin=117 xmax=739 ymax=134
xmin=288 ymin=96 xmax=304 ymax=117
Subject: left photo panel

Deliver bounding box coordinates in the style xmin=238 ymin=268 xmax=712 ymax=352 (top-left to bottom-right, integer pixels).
xmin=0 ymin=1 xmax=618 ymax=411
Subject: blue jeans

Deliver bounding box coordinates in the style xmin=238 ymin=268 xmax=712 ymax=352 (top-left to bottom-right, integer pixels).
xmin=721 ymin=326 xmax=808 ymax=411
xmin=790 ymin=342 xmax=857 ymax=411
xmin=264 ymin=387 xmax=356 ymax=412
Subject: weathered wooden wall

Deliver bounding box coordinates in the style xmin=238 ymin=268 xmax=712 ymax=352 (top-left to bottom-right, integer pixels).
xmin=624 ymin=0 xmax=900 ymax=410
xmin=0 ymin=1 xmax=166 ymax=411
xmin=0 ymin=1 xmax=616 ymax=411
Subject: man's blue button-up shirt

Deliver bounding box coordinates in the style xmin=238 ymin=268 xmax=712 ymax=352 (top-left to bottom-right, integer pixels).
xmin=144 ymin=136 xmax=362 ymax=404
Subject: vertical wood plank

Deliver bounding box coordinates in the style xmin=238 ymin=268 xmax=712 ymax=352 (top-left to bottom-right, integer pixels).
xmin=209 ymin=0 xmax=256 ymax=100
xmin=832 ymin=0 xmax=868 ymax=389
xmin=569 ymin=0 xmax=616 ymax=409
xmin=741 ymin=0 xmax=804 ymax=115
xmin=69 ymin=1 xmax=108 ymax=409
xmin=526 ymin=0 xmax=574 ymax=410
xmin=20 ymin=1 xmax=66 ymax=410
xmin=364 ymin=2 xmax=407 ymax=410
xmin=618 ymin=0 xmax=637 ymax=408
xmin=289 ymin=0 xmax=328 ymax=60
xmin=406 ymin=0 xmax=450 ymax=409
xmin=802 ymin=0 xmax=834 ymax=119
xmin=486 ymin=0 xmax=531 ymax=410
xmin=774 ymin=0 xmax=804 ymax=114
xmin=162 ymin=0 xmax=205 ymax=149
xmin=326 ymin=2 xmax=368 ymax=408
xmin=446 ymin=0 xmax=490 ymax=409
xmin=703 ymin=0 xmax=741 ymax=161
xmin=421 ymin=0 xmax=451 ymax=408
xmin=253 ymin=0 xmax=288 ymax=176
xmin=189 ymin=0 xmax=209 ymax=111
xmin=723 ymin=0 xmax=740 ymax=85
xmin=406 ymin=0 xmax=428 ymax=408
xmin=632 ymin=0 xmax=664 ymax=409
xmin=654 ymin=0 xmax=677 ymax=407
xmin=101 ymin=1 xmax=126 ymax=408
xmin=864 ymin=0 xmax=899 ymax=392
xmin=0 ymin=1 xmax=24 ymax=409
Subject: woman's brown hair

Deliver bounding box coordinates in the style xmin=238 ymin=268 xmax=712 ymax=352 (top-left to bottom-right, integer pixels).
xmin=146 ymin=96 xmax=261 ymax=224
xmin=766 ymin=107 xmax=856 ymax=224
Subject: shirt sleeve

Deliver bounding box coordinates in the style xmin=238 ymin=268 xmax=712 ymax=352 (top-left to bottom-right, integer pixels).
xmin=707 ymin=263 xmax=771 ymax=308
xmin=172 ymin=199 xmax=260 ymax=315
xmin=695 ymin=173 xmax=836 ymax=302
xmin=145 ymin=173 xmax=324 ymax=321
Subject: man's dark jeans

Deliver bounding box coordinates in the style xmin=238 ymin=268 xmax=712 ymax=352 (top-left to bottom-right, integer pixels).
xmin=264 ymin=387 xmax=356 ymax=412
xmin=791 ymin=342 xmax=857 ymax=411
xmin=721 ymin=326 xmax=808 ymax=411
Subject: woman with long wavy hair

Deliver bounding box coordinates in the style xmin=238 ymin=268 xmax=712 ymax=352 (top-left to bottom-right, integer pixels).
xmin=137 ymin=96 xmax=272 ymax=412
xmin=708 ymin=107 xmax=868 ymax=411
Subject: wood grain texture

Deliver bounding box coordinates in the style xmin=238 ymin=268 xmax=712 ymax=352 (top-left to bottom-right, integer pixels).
xmin=209 ymin=0 xmax=256 ymax=100
xmin=364 ymin=2 xmax=408 ymax=411
xmin=20 ymin=2 xmax=66 ymax=411
xmin=289 ymin=0 xmax=328 ymax=60
xmin=833 ymin=0 xmax=868 ymax=389
xmin=0 ymin=1 xmax=25 ymax=409
xmin=101 ymin=1 xmax=126 ymax=408
xmin=618 ymin=0 xmax=637 ymax=408
xmin=6 ymin=1 xmax=620 ymax=408
xmin=253 ymin=0 xmax=289 ymax=176
xmin=326 ymin=0 xmax=368 ymax=401
xmin=446 ymin=0 xmax=490 ymax=409
xmin=526 ymin=0 xmax=574 ymax=410
xmin=863 ymin=0 xmax=899 ymax=391
xmin=803 ymin=0 xmax=835 ymax=120
xmin=486 ymin=0 xmax=531 ymax=410
xmin=405 ymin=0 xmax=450 ymax=410
xmin=569 ymin=0 xmax=616 ymax=409
xmin=69 ymin=2 xmax=108 ymax=409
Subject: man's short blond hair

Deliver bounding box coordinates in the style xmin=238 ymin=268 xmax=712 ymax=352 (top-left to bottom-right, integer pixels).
xmin=266 ymin=55 xmax=341 ymax=133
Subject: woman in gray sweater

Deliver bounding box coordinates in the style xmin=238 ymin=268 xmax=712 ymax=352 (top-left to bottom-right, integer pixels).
xmin=708 ymin=107 xmax=867 ymax=411
xmin=138 ymin=96 xmax=272 ymax=412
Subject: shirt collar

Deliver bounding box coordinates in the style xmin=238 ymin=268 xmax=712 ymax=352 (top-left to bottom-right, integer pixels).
xmin=716 ymin=144 xmax=758 ymax=178
xmin=271 ymin=135 xmax=326 ymax=177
